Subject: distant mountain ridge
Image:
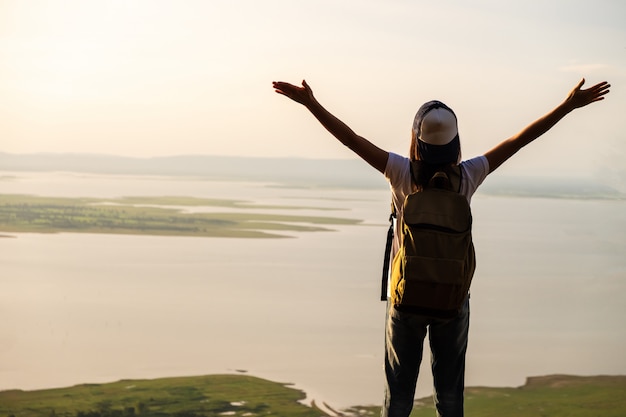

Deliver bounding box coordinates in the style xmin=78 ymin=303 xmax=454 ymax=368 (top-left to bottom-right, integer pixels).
xmin=0 ymin=152 xmax=623 ymax=199
xmin=0 ymin=152 xmax=386 ymax=189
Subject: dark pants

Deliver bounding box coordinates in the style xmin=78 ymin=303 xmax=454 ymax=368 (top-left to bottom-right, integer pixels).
xmin=382 ymin=298 xmax=469 ymax=417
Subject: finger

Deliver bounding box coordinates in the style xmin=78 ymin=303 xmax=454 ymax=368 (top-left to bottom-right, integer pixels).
xmin=272 ymin=84 xmax=289 ymax=94
xmin=589 ymin=86 xmax=610 ymax=100
xmin=588 ymin=81 xmax=609 ymax=89
xmin=302 ymin=79 xmax=311 ymax=92
xmin=596 ymin=86 xmax=610 ymax=96
xmin=575 ymin=78 xmax=585 ymax=90
xmin=591 ymin=82 xmax=610 ymax=93
xmin=272 ymin=81 xmax=291 ymax=90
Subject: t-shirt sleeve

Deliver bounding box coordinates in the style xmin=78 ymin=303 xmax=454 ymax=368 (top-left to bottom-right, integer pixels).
xmin=384 ymin=152 xmax=409 ymax=185
xmin=460 ymin=155 xmax=490 ymax=200
xmin=384 ymin=152 xmax=412 ymax=210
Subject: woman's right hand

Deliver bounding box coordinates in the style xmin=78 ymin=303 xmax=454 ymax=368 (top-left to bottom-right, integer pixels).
xmin=563 ymin=78 xmax=610 ymax=110
xmin=272 ymin=80 xmax=316 ymax=107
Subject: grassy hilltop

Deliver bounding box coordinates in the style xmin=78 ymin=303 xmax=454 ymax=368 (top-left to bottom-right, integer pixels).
xmin=403 ymin=374 xmax=626 ymax=417
xmin=0 ymin=374 xmax=325 ymax=417
xmin=1 ymin=374 xmax=625 ymax=417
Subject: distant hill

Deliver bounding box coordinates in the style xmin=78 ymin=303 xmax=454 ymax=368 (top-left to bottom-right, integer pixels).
xmin=0 ymin=152 xmax=623 ymax=199
xmin=479 ymin=175 xmax=624 ymax=200
xmin=0 ymin=152 xmax=386 ymax=190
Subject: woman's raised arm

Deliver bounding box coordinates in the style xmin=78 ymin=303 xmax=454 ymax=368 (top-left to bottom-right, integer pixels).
xmin=273 ymin=80 xmax=389 ymax=174
xmin=484 ymin=78 xmax=610 ymax=174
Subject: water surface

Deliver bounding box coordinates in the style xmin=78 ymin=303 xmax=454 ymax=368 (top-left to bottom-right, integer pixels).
xmin=1 ymin=172 xmax=624 ymax=407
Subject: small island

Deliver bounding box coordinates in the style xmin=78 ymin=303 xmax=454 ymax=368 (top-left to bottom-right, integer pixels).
xmin=0 ymin=194 xmax=363 ymax=239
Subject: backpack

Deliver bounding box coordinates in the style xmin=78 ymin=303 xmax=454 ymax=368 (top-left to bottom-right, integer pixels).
xmin=381 ymin=163 xmax=476 ymax=318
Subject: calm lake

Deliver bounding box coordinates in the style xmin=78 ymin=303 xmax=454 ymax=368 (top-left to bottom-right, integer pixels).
xmin=1 ymin=171 xmax=625 ymax=407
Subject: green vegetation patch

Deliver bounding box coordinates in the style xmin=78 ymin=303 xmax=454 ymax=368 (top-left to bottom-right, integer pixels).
xmin=461 ymin=375 xmax=626 ymax=417
xmin=344 ymin=374 xmax=626 ymax=417
xmin=0 ymin=194 xmax=361 ymax=238
xmin=0 ymin=374 xmax=329 ymax=417
xmin=2 ymin=374 xmax=625 ymax=417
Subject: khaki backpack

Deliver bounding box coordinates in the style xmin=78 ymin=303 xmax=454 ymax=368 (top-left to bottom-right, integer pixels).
xmin=385 ymin=163 xmax=476 ymax=317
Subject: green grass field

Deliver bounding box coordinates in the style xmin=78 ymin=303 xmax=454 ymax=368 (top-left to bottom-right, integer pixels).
xmin=1 ymin=374 xmax=625 ymax=417
xmin=346 ymin=375 xmax=626 ymax=417
xmin=0 ymin=194 xmax=362 ymax=238
xmin=0 ymin=374 xmax=327 ymax=417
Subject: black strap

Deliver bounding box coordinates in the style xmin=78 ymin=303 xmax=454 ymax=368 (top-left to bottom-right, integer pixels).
xmin=380 ymin=203 xmax=396 ymax=301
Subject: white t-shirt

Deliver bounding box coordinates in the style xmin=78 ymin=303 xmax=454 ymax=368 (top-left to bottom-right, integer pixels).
xmin=384 ymin=152 xmax=490 ymax=258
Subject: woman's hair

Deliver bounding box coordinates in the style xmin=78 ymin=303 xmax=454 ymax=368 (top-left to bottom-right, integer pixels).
xmin=410 ymin=158 xmax=458 ymax=191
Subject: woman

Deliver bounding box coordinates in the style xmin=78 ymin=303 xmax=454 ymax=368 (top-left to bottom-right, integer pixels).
xmin=272 ymin=78 xmax=610 ymax=417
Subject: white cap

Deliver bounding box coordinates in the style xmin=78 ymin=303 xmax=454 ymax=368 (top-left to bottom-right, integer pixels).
xmin=415 ymin=107 xmax=458 ymax=145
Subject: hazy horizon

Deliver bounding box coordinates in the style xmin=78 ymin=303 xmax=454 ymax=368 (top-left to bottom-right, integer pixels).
xmin=1 ymin=151 xmax=625 ymax=199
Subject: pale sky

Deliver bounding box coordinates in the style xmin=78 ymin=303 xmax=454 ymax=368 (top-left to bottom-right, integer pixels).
xmin=1 ymin=0 xmax=625 ymax=179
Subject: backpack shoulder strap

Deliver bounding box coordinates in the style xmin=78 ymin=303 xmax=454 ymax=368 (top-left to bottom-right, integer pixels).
xmin=449 ymin=164 xmax=462 ymax=193
xmin=380 ymin=201 xmax=396 ymax=301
